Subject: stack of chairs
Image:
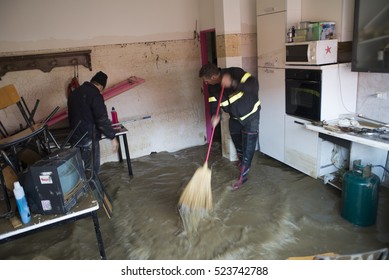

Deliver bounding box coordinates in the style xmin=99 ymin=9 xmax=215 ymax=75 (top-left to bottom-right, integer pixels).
xmin=0 ymin=84 xmax=60 ymax=218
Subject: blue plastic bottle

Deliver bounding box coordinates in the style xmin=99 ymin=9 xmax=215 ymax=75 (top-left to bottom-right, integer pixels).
xmin=13 ymin=181 xmax=31 ymax=224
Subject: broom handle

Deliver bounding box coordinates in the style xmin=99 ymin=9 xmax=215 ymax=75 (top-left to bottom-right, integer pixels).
xmin=205 ymin=85 xmax=224 ymax=162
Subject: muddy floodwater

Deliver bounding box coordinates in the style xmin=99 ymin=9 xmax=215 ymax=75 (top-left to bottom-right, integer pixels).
xmin=1 ymin=143 xmax=388 ymax=260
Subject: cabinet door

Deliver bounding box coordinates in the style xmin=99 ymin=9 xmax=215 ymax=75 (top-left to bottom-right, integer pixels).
xmin=284 ymin=115 xmax=319 ymax=178
xmin=258 ymin=67 xmax=285 ymax=162
xmin=257 ymin=12 xmax=286 ymax=67
xmin=257 ymin=0 xmax=286 ymax=15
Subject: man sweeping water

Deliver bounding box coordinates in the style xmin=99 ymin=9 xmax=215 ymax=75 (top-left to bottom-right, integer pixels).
xmin=178 ymin=63 xmax=260 ymax=233
xmin=200 ymin=63 xmax=261 ymax=190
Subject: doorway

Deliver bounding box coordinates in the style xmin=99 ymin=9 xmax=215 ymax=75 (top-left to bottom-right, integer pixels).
xmin=200 ymin=29 xmax=221 ymax=143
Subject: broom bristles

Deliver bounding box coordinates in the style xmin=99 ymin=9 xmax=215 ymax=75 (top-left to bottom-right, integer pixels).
xmin=178 ymin=162 xmax=213 ymax=232
xmin=179 ymin=162 xmax=213 ymax=210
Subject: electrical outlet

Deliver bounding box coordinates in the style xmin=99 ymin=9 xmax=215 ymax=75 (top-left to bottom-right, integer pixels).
xmin=376 ymin=91 xmax=387 ymax=99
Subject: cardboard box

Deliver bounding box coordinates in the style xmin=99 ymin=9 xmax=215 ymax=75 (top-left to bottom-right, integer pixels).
xmin=307 ymin=22 xmax=335 ymax=41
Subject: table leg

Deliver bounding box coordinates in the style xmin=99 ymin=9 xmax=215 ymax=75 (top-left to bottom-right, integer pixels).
xmin=0 ymin=166 xmax=12 ymax=218
xmin=116 ymin=135 xmax=123 ymax=163
xmin=121 ymin=134 xmax=133 ymax=176
xmin=91 ymin=210 xmax=107 ymax=260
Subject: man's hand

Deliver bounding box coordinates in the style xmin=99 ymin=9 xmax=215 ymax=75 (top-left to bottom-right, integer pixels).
xmin=112 ymin=138 xmax=119 ymax=153
xmin=221 ymin=73 xmax=233 ymax=88
xmin=211 ymin=114 xmax=220 ymax=128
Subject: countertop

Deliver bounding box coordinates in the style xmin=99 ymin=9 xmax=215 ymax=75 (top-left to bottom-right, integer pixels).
xmin=305 ymin=120 xmax=389 ymax=151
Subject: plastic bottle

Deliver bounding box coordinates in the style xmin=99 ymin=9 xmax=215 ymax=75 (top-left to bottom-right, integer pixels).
xmin=13 ymin=181 xmax=31 ymax=224
xmin=111 ymin=107 xmax=119 ymax=124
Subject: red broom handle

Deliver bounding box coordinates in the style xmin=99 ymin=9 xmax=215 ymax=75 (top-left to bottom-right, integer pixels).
xmin=205 ymin=85 xmax=224 ymax=162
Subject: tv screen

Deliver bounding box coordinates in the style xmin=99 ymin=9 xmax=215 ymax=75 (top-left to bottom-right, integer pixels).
xmin=351 ymin=0 xmax=389 ymax=73
xmin=20 ymin=148 xmax=88 ymax=214
xmin=57 ymin=155 xmax=83 ymax=199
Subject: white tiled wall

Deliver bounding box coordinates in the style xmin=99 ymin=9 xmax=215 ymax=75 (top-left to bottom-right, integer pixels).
xmin=356 ymin=73 xmax=389 ymax=123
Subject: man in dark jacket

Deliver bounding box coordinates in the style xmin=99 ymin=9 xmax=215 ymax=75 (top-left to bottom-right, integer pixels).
xmin=67 ymin=71 xmax=118 ymax=174
xmin=199 ymin=63 xmax=261 ymax=190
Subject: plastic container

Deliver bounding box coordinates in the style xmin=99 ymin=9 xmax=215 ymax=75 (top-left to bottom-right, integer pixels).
xmin=294 ymin=29 xmax=308 ymax=42
xmin=13 ymin=181 xmax=31 ymax=224
xmin=111 ymin=107 xmax=118 ymax=124
xmin=341 ymin=160 xmax=380 ymax=227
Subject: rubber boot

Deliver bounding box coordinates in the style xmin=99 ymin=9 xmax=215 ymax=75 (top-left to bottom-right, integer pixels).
xmin=232 ymin=165 xmax=250 ymax=190
xmin=230 ymin=133 xmax=243 ymax=168
xmin=232 ymin=131 xmax=258 ymax=190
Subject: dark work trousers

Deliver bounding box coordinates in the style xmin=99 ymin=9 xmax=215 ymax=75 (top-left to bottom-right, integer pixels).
xmin=229 ymin=111 xmax=260 ymax=168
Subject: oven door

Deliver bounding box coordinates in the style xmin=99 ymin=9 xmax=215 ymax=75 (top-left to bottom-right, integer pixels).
xmin=285 ymin=69 xmax=322 ymax=121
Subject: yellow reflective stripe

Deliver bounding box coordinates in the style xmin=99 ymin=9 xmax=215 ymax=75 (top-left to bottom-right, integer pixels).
xmin=239 ymin=100 xmax=261 ymax=121
xmin=220 ymin=91 xmax=244 ymax=107
xmin=220 ymin=92 xmax=243 ymax=107
xmin=220 ymin=100 xmax=229 ymax=107
xmin=228 ymin=92 xmax=244 ymax=104
xmin=240 ymin=73 xmax=251 ymax=83
xmin=209 ymin=96 xmax=217 ymax=102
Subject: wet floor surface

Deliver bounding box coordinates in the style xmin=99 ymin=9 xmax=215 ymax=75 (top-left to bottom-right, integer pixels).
xmin=1 ymin=143 xmax=388 ymax=260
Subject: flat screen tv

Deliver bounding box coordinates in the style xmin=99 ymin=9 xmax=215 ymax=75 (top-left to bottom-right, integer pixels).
xmin=20 ymin=147 xmax=88 ymax=215
xmin=351 ymin=0 xmax=389 ymax=73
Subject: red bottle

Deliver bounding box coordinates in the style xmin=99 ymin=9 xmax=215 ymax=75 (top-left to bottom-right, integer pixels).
xmin=111 ymin=107 xmax=119 ymax=124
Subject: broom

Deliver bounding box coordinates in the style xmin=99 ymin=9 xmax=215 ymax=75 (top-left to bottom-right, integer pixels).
xmin=178 ymin=85 xmax=224 ymax=232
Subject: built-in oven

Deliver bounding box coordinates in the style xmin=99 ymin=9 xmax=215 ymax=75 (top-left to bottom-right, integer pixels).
xmin=285 ymin=68 xmax=322 ymax=122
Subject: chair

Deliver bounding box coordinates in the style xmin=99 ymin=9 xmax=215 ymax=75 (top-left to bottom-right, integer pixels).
xmin=0 ymin=161 xmax=16 ymax=218
xmin=0 ymin=85 xmax=61 ymax=218
xmin=0 ymin=84 xmax=34 ymax=134
xmin=0 ymin=84 xmax=60 ymax=165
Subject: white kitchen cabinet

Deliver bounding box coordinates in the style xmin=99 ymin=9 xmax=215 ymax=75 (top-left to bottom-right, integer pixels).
xmin=257 ymin=1 xmax=301 ymax=67
xmin=256 ymin=0 xmax=286 ymax=15
xmin=257 ymin=0 xmax=302 ymax=163
xmin=257 ymin=11 xmax=287 ymax=67
xmin=258 ymin=67 xmax=285 ymax=162
xmin=284 ymin=121 xmax=348 ymax=180
xmin=284 ymin=115 xmax=319 ymax=178
xmin=301 ymin=0 xmax=355 ymax=42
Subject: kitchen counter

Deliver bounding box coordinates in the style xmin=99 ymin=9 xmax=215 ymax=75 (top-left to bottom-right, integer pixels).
xmin=305 ymin=117 xmax=389 ymax=181
xmin=305 ymin=123 xmax=389 ymax=151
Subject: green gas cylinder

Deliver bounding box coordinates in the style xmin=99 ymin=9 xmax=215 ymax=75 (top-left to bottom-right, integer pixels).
xmin=341 ymin=160 xmax=380 ymax=227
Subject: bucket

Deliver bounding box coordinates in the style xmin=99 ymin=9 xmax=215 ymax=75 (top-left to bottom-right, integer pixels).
xmin=341 ymin=160 xmax=380 ymax=227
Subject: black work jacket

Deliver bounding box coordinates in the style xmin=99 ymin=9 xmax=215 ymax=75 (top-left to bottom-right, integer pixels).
xmin=67 ymin=82 xmax=116 ymax=146
xmin=208 ymin=67 xmax=261 ymax=125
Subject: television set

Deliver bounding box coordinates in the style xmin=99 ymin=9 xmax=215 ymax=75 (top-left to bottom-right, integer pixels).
xmin=351 ymin=0 xmax=389 ymax=73
xmin=20 ymin=147 xmax=88 ymax=215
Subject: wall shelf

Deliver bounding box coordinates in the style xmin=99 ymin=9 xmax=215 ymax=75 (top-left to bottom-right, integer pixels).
xmin=0 ymin=50 xmax=92 ymax=79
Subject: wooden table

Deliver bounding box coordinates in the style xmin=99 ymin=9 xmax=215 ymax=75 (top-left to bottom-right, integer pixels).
xmin=0 ymin=190 xmax=107 ymax=260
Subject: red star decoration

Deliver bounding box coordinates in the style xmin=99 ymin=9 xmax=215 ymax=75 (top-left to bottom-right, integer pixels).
xmin=325 ymin=46 xmax=332 ymax=54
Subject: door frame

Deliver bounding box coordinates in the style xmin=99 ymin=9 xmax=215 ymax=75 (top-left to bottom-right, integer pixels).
xmin=200 ymin=29 xmax=216 ymax=143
